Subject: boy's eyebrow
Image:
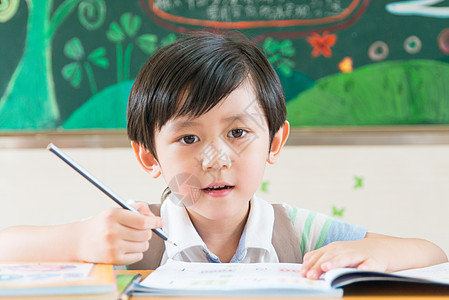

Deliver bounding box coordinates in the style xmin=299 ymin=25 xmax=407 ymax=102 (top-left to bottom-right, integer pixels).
xmin=169 ymin=120 xmax=201 ymax=132
xmin=222 ymin=113 xmax=253 ymax=123
xmin=169 ymin=113 xmax=256 ymax=131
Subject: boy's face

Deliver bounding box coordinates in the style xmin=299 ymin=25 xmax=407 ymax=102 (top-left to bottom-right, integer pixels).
xmin=133 ymin=81 xmax=289 ymax=223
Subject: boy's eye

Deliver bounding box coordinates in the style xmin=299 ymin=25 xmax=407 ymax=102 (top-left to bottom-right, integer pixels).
xmin=179 ymin=135 xmax=199 ymax=144
xmin=227 ymin=129 xmax=247 ymax=138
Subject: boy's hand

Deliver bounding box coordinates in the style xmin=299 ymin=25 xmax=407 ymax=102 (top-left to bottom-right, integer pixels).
xmin=300 ymin=232 xmax=448 ymax=280
xmin=76 ymin=202 xmax=165 ymax=265
xmin=300 ymin=237 xmax=388 ymax=280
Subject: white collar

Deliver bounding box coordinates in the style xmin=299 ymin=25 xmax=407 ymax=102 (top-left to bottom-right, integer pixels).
xmin=161 ymin=194 xmax=206 ymax=258
xmin=160 ymin=194 xmax=275 ymax=259
xmin=244 ymin=194 xmax=275 ymax=252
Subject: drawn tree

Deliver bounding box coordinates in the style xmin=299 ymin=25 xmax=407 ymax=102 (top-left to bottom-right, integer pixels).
xmin=0 ymin=0 xmax=106 ymax=129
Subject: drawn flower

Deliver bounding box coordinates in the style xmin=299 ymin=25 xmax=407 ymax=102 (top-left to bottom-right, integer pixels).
xmin=136 ymin=34 xmax=158 ymax=55
xmin=338 ymin=57 xmax=353 ymax=73
xmin=306 ymin=31 xmax=337 ymax=58
xmin=263 ymin=38 xmax=295 ymax=77
xmin=106 ymin=13 xmax=176 ymax=82
xmin=62 ymin=37 xmax=109 ymax=93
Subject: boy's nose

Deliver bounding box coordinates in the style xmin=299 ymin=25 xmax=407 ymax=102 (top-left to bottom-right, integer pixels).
xmin=200 ymin=142 xmax=232 ymax=171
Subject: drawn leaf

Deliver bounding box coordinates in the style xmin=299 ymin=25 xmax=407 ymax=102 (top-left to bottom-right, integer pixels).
xmin=260 ymin=181 xmax=269 ymax=193
xmin=280 ymin=41 xmax=295 ymax=56
xmin=89 ymin=56 xmax=109 ymax=69
xmin=354 ymin=176 xmax=364 ymax=189
xmin=160 ymin=33 xmax=177 ymax=47
xmin=106 ymin=22 xmax=125 ymax=43
xmin=137 ymin=34 xmax=158 ymax=54
xmin=268 ymin=54 xmax=280 ymax=64
xmin=62 ymin=62 xmax=82 ymax=87
xmin=64 ymin=38 xmax=84 ymax=60
xmin=279 ymin=64 xmax=293 ymax=77
xmin=88 ymin=47 xmax=109 ymax=68
xmin=280 ymin=39 xmax=293 ymax=48
xmin=282 ymin=59 xmax=295 ymax=68
xmin=121 ymin=12 xmax=141 ymax=38
xmin=264 ymin=38 xmax=281 ymax=54
xmin=332 ymin=205 xmax=345 ymax=218
xmin=263 ymin=38 xmax=276 ymax=54
xmin=88 ymin=47 xmax=106 ymax=59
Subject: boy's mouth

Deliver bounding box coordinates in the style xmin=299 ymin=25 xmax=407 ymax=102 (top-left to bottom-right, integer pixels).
xmin=202 ymin=185 xmax=234 ymax=191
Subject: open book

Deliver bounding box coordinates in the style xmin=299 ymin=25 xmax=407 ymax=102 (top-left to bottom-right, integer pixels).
xmin=0 ymin=262 xmax=116 ymax=298
xmin=132 ymin=259 xmax=449 ymax=297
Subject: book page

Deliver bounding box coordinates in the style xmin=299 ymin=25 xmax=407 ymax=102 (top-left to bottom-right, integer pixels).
xmin=140 ymin=259 xmax=332 ymax=291
xmin=324 ymin=267 xmax=360 ymax=283
xmin=0 ymin=263 xmax=93 ymax=286
xmin=323 ymin=262 xmax=449 ymax=287
xmin=394 ymin=262 xmax=449 ymax=283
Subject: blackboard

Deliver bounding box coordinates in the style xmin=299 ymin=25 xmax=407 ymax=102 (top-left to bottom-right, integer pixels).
xmin=1 ymin=0 xmax=449 ymax=131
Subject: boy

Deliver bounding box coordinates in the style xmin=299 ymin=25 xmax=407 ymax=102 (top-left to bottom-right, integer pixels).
xmin=0 ymin=32 xmax=446 ymax=280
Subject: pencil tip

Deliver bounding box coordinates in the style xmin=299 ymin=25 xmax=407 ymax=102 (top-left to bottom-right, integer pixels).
xmin=46 ymin=143 xmax=53 ymax=150
xmin=166 ymin=239 xmax=178 ymax=247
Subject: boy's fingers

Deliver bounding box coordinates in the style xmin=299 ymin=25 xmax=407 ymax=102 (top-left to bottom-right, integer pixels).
xmin=117 ymin=252 xmax=145 ymax=265
xmin=122 ymin=240 xmax=150 ymax=254
xmin=357 ymin=258 xmax=386 ymax=272
xmin=109 ymin=241 xmax=149 ymax=265
xmin=119 ymin=226 xmax=152 ymax=242
xmin=320 ymin=254 xmax=363 ymax=272
xmin=130 ymin=201 xmax=154 ymax=216
xmin=306 ymin=262 xmax=326 ymax=280
xmin=117 ymin=209 xmax=164 ymax=230
xmin=301 ymin=251 xmax=324 ymax=277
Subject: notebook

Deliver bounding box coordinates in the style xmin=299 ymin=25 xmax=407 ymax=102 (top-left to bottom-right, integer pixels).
xmin=132 ymin=259 xmax=449 ymax=297
xmin=0 ymin=262 xmax=116 ymax=298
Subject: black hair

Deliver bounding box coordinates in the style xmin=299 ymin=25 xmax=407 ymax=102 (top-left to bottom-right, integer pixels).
xmin=127 ymin=31 xmax=286 ymax=159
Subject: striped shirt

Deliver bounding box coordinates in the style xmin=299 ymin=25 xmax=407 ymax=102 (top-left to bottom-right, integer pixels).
xmin=160 ymin=194 xmax=366 ymax=265
xmin=284 ymin=202 xmax=367 ymax=258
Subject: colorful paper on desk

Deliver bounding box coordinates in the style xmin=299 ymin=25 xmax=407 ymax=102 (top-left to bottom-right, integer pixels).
xmin=0 ymin=262 xmax=116 ymax=297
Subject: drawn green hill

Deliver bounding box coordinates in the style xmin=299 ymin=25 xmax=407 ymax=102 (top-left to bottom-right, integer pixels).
xmin=287 ymin=60 xmax=449 ymax=126
xmin=62 ymin=80 xmax=133 ymax=129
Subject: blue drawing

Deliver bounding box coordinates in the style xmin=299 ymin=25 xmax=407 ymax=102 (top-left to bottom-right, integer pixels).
xmin=28 ymin=273 xmax=59 ymax=280
xmin=386 ymin=0 xmax=449 ymax=18
xmin=0 ymin=274 xmax=22 ymax=281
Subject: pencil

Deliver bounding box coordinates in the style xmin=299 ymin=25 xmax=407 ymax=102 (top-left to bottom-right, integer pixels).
xmin=47 ymin=143 xmax=177 ymax=246
xmin=118 ymin=273 xmax=142 ymax=300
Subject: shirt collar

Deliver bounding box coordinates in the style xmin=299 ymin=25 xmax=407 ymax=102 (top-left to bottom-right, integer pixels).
xmin=244 ymin=194 xmax=275 ymax=252
xmin=161 ymin=194 xmax=206 ymax=259
xmin=160 ymin=194 xmax=275 ymax=260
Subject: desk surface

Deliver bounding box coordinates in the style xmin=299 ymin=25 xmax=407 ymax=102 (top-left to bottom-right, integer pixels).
xmin=116 ymin=270 xmax=449 ymax=300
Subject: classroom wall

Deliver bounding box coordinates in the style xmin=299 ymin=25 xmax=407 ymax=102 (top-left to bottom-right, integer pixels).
xmin=1 ymin=145 xmax=448 ymax=255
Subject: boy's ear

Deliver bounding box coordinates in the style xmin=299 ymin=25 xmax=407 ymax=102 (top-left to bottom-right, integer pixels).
xmin=131 ymin=141 xmax=161 ymax=178
xmin=267 ymin=120 xmax=290 ymax=164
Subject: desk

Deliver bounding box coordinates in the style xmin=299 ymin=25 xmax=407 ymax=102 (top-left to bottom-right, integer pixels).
xmin=116 ymin=270 xmax=449 ymax=300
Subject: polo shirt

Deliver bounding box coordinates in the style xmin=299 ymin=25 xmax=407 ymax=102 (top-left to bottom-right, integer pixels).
xmin=160 ymin=194 xmax=366 ymax=265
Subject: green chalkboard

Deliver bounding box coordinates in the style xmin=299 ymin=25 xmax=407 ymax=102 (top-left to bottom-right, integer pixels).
xmin=1 ymin=0 xmax=449 ymax=131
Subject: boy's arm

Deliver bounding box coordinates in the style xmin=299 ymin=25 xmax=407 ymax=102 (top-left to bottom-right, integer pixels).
xmin=0 ymin=223 xmax=84 ymax=262
xmin=300 ymin=232 xmax=448 ymax=280
xmin=0 ymin=202 xmax=164 ymax=264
